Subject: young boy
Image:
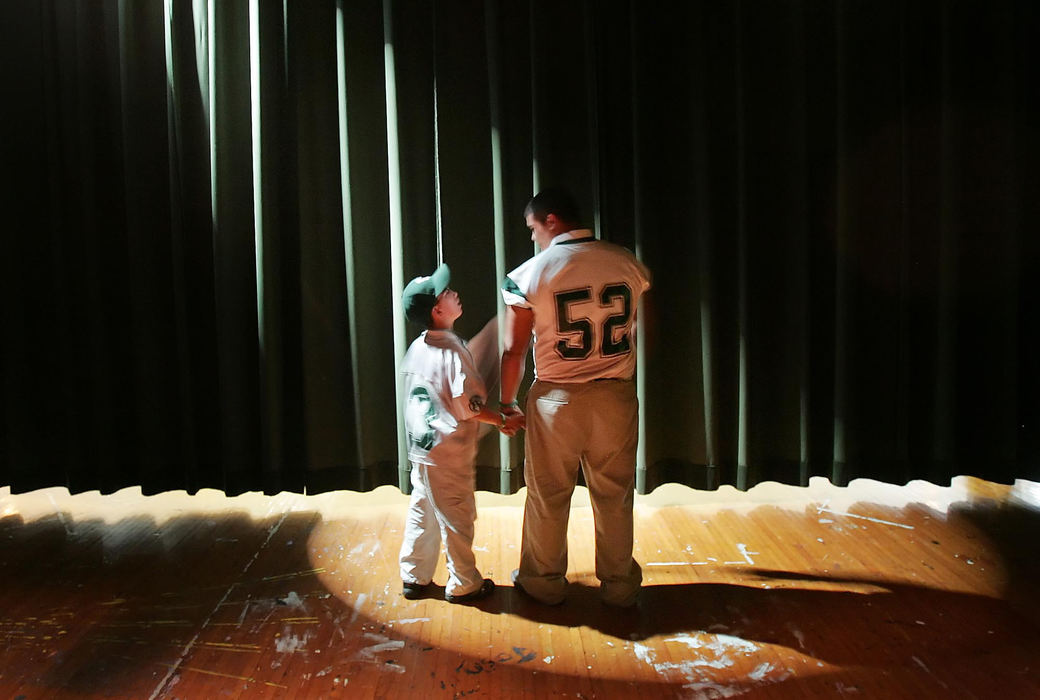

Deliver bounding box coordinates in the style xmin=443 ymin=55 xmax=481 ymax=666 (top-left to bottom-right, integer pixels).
xmin=399 ymin=263 xmax=523 ymax=603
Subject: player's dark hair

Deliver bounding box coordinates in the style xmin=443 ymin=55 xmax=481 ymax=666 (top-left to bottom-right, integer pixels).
xmin=524 ymin=187 xmax=581 ymax=226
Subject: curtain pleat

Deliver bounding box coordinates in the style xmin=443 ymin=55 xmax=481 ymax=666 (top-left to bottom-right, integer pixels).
xmin=2 ymin=0 xmax=1037 ymax=496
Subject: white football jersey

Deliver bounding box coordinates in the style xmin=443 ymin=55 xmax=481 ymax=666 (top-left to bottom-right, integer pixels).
xmin=401 ymin=330 xmax=487 ymax=467
xmin=502 ymin=229 xmax=651 ymax=383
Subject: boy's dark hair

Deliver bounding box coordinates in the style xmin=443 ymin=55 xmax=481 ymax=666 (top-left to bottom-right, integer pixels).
xmin=524 ymin=187 xmax=581 ymax=226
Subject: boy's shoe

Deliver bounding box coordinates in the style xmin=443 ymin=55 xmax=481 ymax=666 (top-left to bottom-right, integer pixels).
xmin=402 ymin=581 xmax=430 ymax=600
xmin=445 ymin=578 xmax=495 ymax=604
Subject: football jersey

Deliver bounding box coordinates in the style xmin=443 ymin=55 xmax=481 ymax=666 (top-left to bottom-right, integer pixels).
xmin=502 ymin=229 xmax=651 ymax=383
xmin=401 ymin=330 xmax=487 ymax=467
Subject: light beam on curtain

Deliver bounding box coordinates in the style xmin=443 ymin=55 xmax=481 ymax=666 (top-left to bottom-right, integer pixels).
xmin=382 ymin=0 xmax=409 ymax=492
xmin=335 ymin=0 xmax=363 ymax=481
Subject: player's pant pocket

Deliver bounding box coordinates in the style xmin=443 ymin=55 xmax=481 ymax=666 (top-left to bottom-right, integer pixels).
xmin=533 ymin=388 xmax=571 ymax=421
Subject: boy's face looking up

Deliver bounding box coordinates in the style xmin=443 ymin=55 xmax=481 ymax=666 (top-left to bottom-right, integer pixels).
xmin=430 ymin=288 xmax=462 ymax=329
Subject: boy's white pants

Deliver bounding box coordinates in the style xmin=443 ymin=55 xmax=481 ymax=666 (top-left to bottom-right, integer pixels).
xmin=399 ymin=461 xmax=483 ymax=597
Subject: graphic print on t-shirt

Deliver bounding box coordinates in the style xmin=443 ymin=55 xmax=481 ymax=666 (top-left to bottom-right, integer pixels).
xmin=405 ymin=385 xmax=438 ymax=450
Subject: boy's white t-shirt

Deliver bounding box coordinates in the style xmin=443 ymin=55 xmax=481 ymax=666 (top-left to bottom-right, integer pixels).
xmin=401 ymin=329 xmax=487 ymax=467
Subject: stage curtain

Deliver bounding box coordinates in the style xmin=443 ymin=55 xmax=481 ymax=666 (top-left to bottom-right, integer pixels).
xmin=1 ymin=0 xmax=1037 ymax=495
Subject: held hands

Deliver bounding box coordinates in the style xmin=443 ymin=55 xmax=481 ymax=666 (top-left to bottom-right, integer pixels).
xmin=498 ymin=401 xmax=525 ymax=437
xmin=498 ymin=411 xmax=525 ymax=437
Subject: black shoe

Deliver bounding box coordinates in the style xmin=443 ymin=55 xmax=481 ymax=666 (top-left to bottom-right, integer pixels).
xmin=402 ymin=581 xmax=430 ymax=600
xmin=602 ymin=593 xmax=640 ymax=609
xmin=445 ymin=578 xmax=495 ymax=604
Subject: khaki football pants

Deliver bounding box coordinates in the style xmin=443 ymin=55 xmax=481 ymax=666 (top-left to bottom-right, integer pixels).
xmin=515 ymin=378 xmax=642 ymax=606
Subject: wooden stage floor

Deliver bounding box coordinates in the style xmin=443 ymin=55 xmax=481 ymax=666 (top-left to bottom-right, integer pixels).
xmin=1 ymin=476 xmax=1038 ymax=699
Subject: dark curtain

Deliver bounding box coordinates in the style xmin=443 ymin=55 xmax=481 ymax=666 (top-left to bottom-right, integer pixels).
xmin=2 ymin=0 xmax=1037 ymax=496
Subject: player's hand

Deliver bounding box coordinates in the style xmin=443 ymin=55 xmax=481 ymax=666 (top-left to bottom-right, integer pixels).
xmin=500 ymin=412 xmax=525 ymax=437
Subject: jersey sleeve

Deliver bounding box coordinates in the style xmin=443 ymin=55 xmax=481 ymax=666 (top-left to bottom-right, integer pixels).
xmin=635 ymin=256 xmax=652 ymax=293
xmin=501 ymin=257 xmax=537 ymax=309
